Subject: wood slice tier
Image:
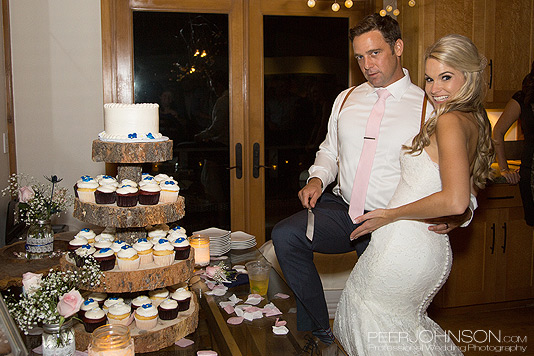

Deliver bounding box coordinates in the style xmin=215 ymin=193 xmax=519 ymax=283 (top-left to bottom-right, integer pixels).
xmin=74 ymin=293 xmax=199 ymax=353
xmin=60 ymin=252 xmax=194 ymax=293
xmin=73 ymin=197 xmax=185 ymax=228
xmin=92 ymin=139 xmax=173 ymax=163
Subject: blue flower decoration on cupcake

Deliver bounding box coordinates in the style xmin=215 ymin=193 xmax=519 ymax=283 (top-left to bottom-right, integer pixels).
xmin=141 ymin=304 xmax=152 ymax=309
xmin=137 ymin=238 xmax=148 ymax=243
xmin=99 ymin=248 xmax=112 ymax=253
xmin=83 ymin=299 xmax=95 ymax=305
xmin=147 ymin=133 xmax=155 ymax=139
xmin=128 ymin=133 xmax=137 ymax=139
xmin=81 ymin=244 xmax=92 ymax=249
xmin=81 ymin=228 xmax=90 ymax=232
xmin=143 ymin=176 xmax=154 ymax=181
xmin=163 ymin=181 xmax=176 ymax=186
xmin=172 ymin=226 xmax=184 ymax=231
xmin=121 ymin=245 xmax=133 ymax=250
xmin=174 ymin=237 xmax=186 ymax=243
xmin=109 ymin=297 xmax=119 ymax=301
xmin=158 ymin=238 xmax=168 ymax=244
xmin=81 ymin=176 xmax=92 ymax=182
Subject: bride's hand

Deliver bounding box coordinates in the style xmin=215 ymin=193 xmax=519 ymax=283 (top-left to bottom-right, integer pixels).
xmin=350 ymin=209 xmax=392 ymax=240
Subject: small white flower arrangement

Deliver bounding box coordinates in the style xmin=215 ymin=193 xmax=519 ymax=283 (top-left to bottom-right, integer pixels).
xmin=2 ymin=173 xmax=73 ymax=225
xmin=6 ymin=256 xmax=103 ymax=334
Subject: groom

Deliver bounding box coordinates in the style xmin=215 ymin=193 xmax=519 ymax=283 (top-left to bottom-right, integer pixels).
xmin=271 ymin=13 xmax=474 ymax=344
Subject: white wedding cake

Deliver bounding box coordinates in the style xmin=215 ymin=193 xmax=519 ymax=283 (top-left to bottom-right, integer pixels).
xmin=99 ymin=103 xmax=167 ymax=142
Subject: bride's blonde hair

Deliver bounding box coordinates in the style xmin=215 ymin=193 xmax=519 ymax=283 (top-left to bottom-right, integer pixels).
xmin=406 ymin=34 xmax=495 ymax=189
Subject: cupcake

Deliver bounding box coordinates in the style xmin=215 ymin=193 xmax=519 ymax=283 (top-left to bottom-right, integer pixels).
xmin=138 ymin=183 xmax=161 ymax=205
xmin=146 ymin=223 xmax=169 ymax=233
xmin=153 ymin=240 xmax=175 ymax=266
xmin=147 ymin=229 xmax=167 ymax=242
xmin=110 ymin=240 xmax=128 ymax=253
xmin=120 ymin=179 xmax=138 ymax=188
xmin=141 ymin=173 xmax=154 ymax=181
xmin=76 ymin=228 xmax=97 ymax=244
xmin=116 ymin=185 xmax=138 ymax=207
xmin=95 ymin=185 xmax=117 ymax=204
xmin=154 ymin=174 xmax=170 ymax=183
xmin=134 ymin=303 xmax=159 ymax=330
xmin=149 ymin=288 xmax=169 ymax=307
xmin=133 ymin=238 xmax=154 ymax=266
xmin=170 ymin=225 xmax=187 ymax=236
xmin=171 ymin=237 xmax=191 ymax=260
xmin=74 ymin=175 xmax=92 ymax=197
xmin=103 ymin=297 xmax=124 ymax=312
xmin=68 ymin=236 xmax=88 ymax=251
xmin=78 ymin=298 xmax=99 ymax=320
xmin=77 ymin=177 xmax=99 ymax=203
xmin=107 ymin=303 xmax=132 ymax=325
xmin=159 ymin=180 xmax=180 ymax=203
xmin=93 ymin=240 xmax=113 ymax=251
xmin=87 ymin=292 xmax=107 ymax=307
xmin=82 ymin=307 xmax=107 ymax=333
xmin=158 ymin=298 xmax=179 ymax=320
xmin=97 ymin=175 xmax=118 ymax=186
xmin=94 ymin=232 xmax=115 ymax=243
xmin=171 ymin=289 xmax=192 ymax=311
xmin=139 ymin=175 xmax=155 ymax=187
xmin=116 ymin=245 xmax=140 ymax=271
xmin=131 ymin=295 xmax=151 ymax=311
xmin=74 ymin=244 xmax=96 ymax=267
xmin=93 ymin=248 xmax=116 ymax=271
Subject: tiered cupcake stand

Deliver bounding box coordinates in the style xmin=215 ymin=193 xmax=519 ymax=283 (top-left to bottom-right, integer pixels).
xmin=62 ymin=139 xmax=199 ymax=353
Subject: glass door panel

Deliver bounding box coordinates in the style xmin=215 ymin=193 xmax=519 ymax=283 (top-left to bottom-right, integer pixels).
xmin=133 ymin=12 xmax=231 ymax=232
xmin=263 ymin=15 xmax=350 ymax=239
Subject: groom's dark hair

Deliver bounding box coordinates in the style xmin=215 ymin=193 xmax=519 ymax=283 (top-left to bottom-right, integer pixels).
xmin=349 ymin=13 xmax=401 ymax=53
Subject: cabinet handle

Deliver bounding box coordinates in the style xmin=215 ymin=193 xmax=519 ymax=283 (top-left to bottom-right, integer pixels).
xmin=490 ymin=223 xmax=495 ymax=254
xmin=501 ymin=222 xmax=507 ymax=253
xmin=489 ymin=59 xmax=493 ymax=89
xmin=226 ymin=143 xmax=242 ymax=179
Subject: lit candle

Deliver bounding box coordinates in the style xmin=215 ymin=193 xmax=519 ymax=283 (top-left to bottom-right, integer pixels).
xmin=190 ymin=234 xmax=210 ymax=267
xmin=88 ymin=324 xmax=134 ymax=356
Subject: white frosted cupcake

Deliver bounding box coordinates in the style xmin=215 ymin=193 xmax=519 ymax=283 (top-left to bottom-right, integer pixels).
xmin=159 ymin=180 xmax=180 ymax=203
xmin=146 ymin=223 xmax=170 ymax=233
xmin=133 ymin=238 xmax=154 ymax=266
xmin=116 ymin=185 xmax=138 ymax=207
xmin=93 ymin=240 xmax=113 ymax=251
xmin=97 ymin=175 xmax=118 ymax=186
xmin=111 ymin=240 xmax=128 ymax=253
xmin=93 ymin=247 xmax=116 ymax=271
xmin=172 ymin=237 xmax=191 ymax=260
xmin=154 ymin=174 xmax=170 ymax=183
xmin=116 ymin=245 xmax=140 ymax=271
xmin=107 ymin=302 xmax=132 ymax=325
xmin=77 ymin=178 xmax=99 ymax=203
xmin=131 ymin=295 xmax=151 ymax=311
xmin=139 ymin=183 xmax=161 ymax=205
xmin=139 ymin=175 xmax=156 ymax=187
xmin=95 ymin=184 xmax=117 ymax=205
xmin=149 ymin=288 xmax=169 ymax=307
xmin=94 ymin=232 xmax=115 ymax=243
xmin=158 ymin=298 xmax=179 ymax=320
xmin=79 ymin=298 xmax=99 ymax=319
xmin=147 ymin=229 xmax=168 ymax=242
xmin=73 ymin=244 xmax=96 ymax=267
xmin=76 ymin=228 xmax=97 ymax=244
xmin=120 ymin=179 xmax=138 ymax=188
xmin=134 ymin=303 xmax=158 ymax=330
xmin=103 ymin=297 xmax=124 ymax=312
xmin=82 ymin=307 xmax=107 ymax=333
xmin=68 ymin=236 xmax=88 ymax=251
xmin=87 ymin=292 xmax=107 ymax=307
xmin=153 ymin=240 xmax=175 ymax=267
xmin=171 ymin=289 xmax=192 ymax=311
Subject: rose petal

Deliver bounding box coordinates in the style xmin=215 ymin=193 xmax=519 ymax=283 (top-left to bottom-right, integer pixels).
xmin=175 ymin=338 xmax=195 ymax=348
xmin=275 ymin=318 xmax=287 ymax=327
xmin=228 ymin=294 xmax=242 ymax=304
xmin=274 ymin=293 xmax=290 ymax=299
xmin=223 ymin=305 xmax=235 ymax=314
xmin=219 ymin=301 xmax=235 ymax=308
xmin=273 ymin=325 xmax=289 ymax=335
xmin=245 ymin=295 xmax=263 ymax=305
xmin=197 ymin=351 xmax=218 ymax=356
xmin=227 ymin=316 xmax=244 ymax=325
xmin=243 ymin=306 xmax=261 ymax=313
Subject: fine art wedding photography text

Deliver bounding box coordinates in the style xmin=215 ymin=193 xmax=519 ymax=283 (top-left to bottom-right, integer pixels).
xmin=2 ymin=173 xmax=73 ymax=258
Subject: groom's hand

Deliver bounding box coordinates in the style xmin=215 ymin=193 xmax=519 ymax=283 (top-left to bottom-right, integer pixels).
xmin=425 ymin=208 xmax=471 ymax=234
xmin=298 ymin=178 xmax=323 ymax=209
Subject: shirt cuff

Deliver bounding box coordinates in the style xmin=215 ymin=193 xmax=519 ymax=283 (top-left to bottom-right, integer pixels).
xmin=460 ymin=193 xmax=478 ymax=228
xmin=307 ymin=173 xmax=327 ymax=193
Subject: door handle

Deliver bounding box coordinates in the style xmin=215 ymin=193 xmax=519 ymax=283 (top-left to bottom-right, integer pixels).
xmin=490 ymin=223 xmax=495 ymax=254
xmin=226 ymin=143 xmax=242 ymax=179
xmin=489 ymin=59 xmax=493 ymax=89
xmin=252 ymin=142 xmax=276 ymax=178
xmin=501 ymin=222 xmax=507 ymax=253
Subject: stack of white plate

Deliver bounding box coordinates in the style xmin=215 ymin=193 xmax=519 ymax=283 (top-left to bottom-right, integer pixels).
xmin=230 ymin=231 xmax=257 ymax=250
xmin=193 ymin=227 xmax=231 ymax=256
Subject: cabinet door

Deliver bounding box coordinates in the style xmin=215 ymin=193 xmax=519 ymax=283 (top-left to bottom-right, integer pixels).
xmin=437 ymin=209 xmax=498 ymax=307
xmin=498 ymin=207 xmax=534 ymax=301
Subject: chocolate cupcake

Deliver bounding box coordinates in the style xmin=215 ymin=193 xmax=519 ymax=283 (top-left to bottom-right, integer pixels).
xmin=82 ymin=307 xmax=107 ymax=333
xmin=87 ymin=292 xmax=107 ymax=307
xmin=95 ymin=185 xmax=117 ymax=204
xmin=74 ymin=244 xmax=96 ymax=267
xmin=68 ymin=236 xmax=88 ymax=252
xmin=93 ymin=247 xmax=116 ymax=271
xmin=171 ymin=237 xmax=191 ymax=260
xmin=78 ymin=298 xmax=99 ymax=320
xmin=138 ymin=183 xmax=161 ymax=205
xmin=116 ymin=185 xmax=138 ymax=207
xmin=158 ymin=298 xmax=179 ymax=320
xmin=171 ymin=289 xmax=192 ymax=311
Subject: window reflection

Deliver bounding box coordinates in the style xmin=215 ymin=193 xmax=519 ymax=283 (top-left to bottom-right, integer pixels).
xmin=133 ymin=12 xmax=230 ymax=231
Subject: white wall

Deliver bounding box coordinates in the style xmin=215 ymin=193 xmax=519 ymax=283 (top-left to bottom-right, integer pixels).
xmin=0 ymin=4 xmax=9 ymax=246
xmin=10 ymin=0 xmax=104 ymax=231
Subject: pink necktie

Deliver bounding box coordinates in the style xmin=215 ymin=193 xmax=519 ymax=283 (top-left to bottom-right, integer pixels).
xmin=348 ymin=89 xmax=391 ymax=222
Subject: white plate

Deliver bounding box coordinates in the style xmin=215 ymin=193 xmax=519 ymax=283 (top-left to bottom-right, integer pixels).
xmin=230 ymin=231 xmax=256 ymax=242
xmin=194 ymin=227 xmax=231 ymax=238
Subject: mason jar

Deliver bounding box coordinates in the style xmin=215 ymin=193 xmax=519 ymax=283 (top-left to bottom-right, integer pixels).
xmin=88 ymin=324 xmax=134 ymax=356
xmin=25 ymin=219 xmax=54 ymax=259
xmin=41 ymin=319 xmax=75 ymax=356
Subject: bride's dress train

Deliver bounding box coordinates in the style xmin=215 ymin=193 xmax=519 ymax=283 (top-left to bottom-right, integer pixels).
xmin=333 ymin=149 xmax=463 ymax=356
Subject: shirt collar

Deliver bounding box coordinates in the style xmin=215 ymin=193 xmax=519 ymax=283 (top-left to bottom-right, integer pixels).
xmin=365 ymin=68 xmax=412 ymax=101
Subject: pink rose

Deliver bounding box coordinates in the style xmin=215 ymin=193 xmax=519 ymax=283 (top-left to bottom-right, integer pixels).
xmin=57 ymin=289 xmax=83 ymax=318
xmin=18 ymin=186 xmax=34 ymax=203
xmin=22 ymin=272 xmax=42 ymax=295
xmin=205 ymin=266 xmax=221 ymax=278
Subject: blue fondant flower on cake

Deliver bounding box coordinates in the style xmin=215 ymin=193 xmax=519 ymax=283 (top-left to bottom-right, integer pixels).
xmin=137 ymin=238 xmax=148 ymax=243
xmin=128 ymin=133 xmax=137 ymax=139
xmin=141 ymin=304 xmax=152 ymax=309
xmin=147 ymin=133 xmax=155 ymax=139
xmin=81 ymin=228 xmax=90 ymax=232
xmin=174 ymin=237 xmax=186 ymax=244
xmin=81 ymin=176 xmax=92 ymax=182
xmin=120 ymin=245 xmax=133 ymax=250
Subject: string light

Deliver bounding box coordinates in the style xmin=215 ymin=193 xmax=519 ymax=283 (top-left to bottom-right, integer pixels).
xmin=307 ymin=0 xmax=354 ymax=11
xmin=409 ymin=0 xmax=416 ymax=7
xmin=345 ymin=0 xmax=353 ymax=8
xmin=331 ymin=1 xmax=340 ymax=11
xmin=393 ymin=9 xmax=400 ymax=16
xmin=307 ymin=0 xmax=316 ymax=7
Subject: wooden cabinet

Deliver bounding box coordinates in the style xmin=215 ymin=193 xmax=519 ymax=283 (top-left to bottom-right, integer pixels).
xmin=399 ymin=0 xmax=534 ymax=107
xmin=435 ymin=184 xmax=534 ymax=308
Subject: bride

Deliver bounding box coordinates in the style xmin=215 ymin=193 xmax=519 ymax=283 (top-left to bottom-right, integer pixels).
xmin=333 ymin=34 xmax=494 ymax=355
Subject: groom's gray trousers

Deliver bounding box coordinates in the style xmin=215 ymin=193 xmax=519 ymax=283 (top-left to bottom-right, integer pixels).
xmin=271 ymin=192 xmax=371 ymax=332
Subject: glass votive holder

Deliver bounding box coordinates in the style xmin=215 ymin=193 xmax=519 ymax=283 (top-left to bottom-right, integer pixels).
xmin=88 ymin=324 xmax=134 ymax=356
xmin=190 ymin=234 xmax=210 ymax=267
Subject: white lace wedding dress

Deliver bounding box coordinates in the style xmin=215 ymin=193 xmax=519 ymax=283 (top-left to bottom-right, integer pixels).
xmin=333 ymin=148 xmax=463 ymax=356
